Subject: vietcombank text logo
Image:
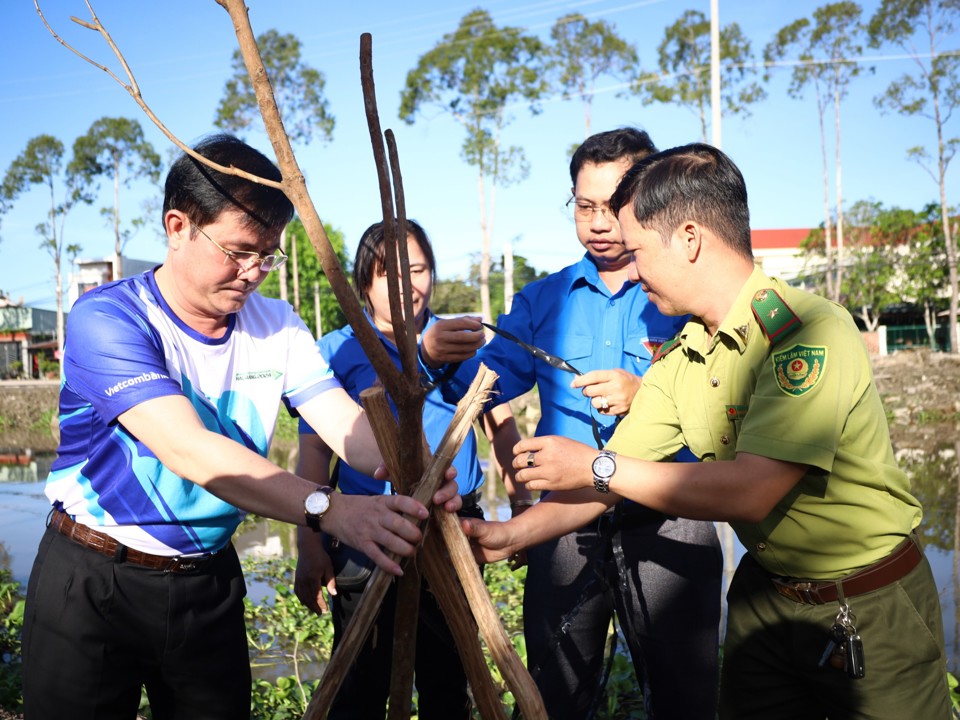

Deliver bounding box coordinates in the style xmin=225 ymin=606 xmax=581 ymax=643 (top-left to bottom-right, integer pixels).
xmin=104 ymin=371 xmax=168 ymax=397
xmin=772 ymin=344 xmax=826 ymax=397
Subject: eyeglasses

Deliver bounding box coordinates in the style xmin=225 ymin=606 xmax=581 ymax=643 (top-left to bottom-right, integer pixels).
xmin=566 ymin=197 xmax=618 ymax=224
xmin=191 ymin=221 xmax=288 ymax=273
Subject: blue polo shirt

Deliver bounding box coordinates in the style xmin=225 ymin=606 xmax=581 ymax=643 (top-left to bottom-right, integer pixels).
xmin=300 ymin=311 xmax=484 ymax=497
xmin=425 ymin=254 xmax=688 ymax=448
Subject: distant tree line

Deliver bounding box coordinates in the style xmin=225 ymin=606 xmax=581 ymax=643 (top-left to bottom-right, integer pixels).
xmin=3 ymin=1 xmax=958 ymax=352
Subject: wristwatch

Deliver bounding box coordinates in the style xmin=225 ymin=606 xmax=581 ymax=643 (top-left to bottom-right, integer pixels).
xmin=304 ymin=486 xmax=334 ymax=532
xmin=592 ymin=450 xmax=617 ymax=494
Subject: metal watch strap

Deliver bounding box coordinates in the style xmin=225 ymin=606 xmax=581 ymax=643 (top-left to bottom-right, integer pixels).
xmin=593 ymin=449 xmax=616 ymax=494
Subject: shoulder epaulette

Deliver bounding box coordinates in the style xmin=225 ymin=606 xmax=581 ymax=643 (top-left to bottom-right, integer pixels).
xmin=750 ymin=288 xmax=802 ymax=345
xmin=652 ymin=334 xmax=682 ymax=364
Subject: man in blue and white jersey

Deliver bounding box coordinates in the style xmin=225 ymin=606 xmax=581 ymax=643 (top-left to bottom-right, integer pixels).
xmin=21 ymin=134 xmax=460 ymax=719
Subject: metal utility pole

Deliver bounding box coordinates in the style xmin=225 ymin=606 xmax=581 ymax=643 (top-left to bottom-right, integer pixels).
xmin=710 ymin=0 xmax=722 ymax=149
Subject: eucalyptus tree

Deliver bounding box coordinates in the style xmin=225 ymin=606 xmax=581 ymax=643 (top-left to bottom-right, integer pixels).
xmin=892 ymin=203 xmax=949 ymax=348
xmin=869 ymin=0 xmax=960 ymax=354
xmin=1 ymin=134 xmax=89 ymax=356
xmin=69 ymin=116 xmax=161 ymax=280
xmin=634 ymin=8 xmax=765 ymax=142
xmin=400 ymin=9 xmax=546 ymax=325
xmin=215 ymin=28 xmax=334 ymax=313
xmin=547 ymin=12 xmax=638 ymax=139
xmin=764 ymin=2 xmax=868 ymax=303
xmin=839 ymin=200 xmax=901 ymax=331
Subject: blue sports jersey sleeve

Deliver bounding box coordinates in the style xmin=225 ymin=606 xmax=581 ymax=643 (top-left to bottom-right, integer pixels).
xmin=63 ymin=282 xmax=185 ymax=424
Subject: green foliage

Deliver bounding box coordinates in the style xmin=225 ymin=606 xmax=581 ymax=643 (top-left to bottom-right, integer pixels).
xmin=3 ymin=361 xmax=22 ymax=380
xmin=244 ymin=556 xmax=334 ymax=718
xmin=837 ymin=199 xmax=903 ymax=330
xmin=0 ymin=570 xmax=24 ymax=711
xmin=1 ymin=134 xmax=91 ymax=260
xmin=0 ymin=543 xmax=648 ymax=717
xmin=635 ymin=9 xmax=765 ymax=141
xmin=1 ymin=133 xmax=89 ymax=348
xmin=867 ymin=0 xmax=960 ymax=355
xmin=399 ymin=8 xmax=546 ymax=186
xmin=765 ymin=2 xmax=868 ymax=102
xmin=596 ymin=650 xmax=647 ymax=719
xmin=38 ymin=356 xmax=60 ymax=378
xmin=68 ymin=116 xmax=161 ymax=267
xmin=432 ymin=253 xmax=549 ymax=317
xmin=547 ymin=13 xmax=637 ymax=134
xmin=948 ymin=671 xmax=960 ymax=712
xmin=801 ymin=198 xmax=948 ymax=338
xmin=28 ymin=407 xmax=56 ymax=433
xmin=868 ymin=0 xmax=960 ymax=127
xmin=215 ymin=29 xmax=334 ymax=147
xmin=258 ymin=218 xmax=349 ymax=336
xmin=272 ymin=404 xmax=301 ymax=448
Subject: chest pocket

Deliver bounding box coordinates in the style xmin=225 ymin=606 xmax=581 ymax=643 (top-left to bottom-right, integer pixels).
xmin=623 ymin=335 xmax=656 ymax=375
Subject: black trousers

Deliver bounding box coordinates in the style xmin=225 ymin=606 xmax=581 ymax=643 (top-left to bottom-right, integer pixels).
xmin=523 ymin=510 xmax=722 ymax=720
xmin=22 ymin=524 xmax=250 ymax=720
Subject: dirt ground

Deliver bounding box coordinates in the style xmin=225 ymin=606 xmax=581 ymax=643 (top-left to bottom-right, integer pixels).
xmin=0 ymin=348 xmax=958 ymax=454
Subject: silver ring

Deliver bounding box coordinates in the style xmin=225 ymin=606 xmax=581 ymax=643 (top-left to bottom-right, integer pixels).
xmin=599 ymin=396 xmax=609 ymax=411
xmin=526 ymin=451 xmax=536 ymax=468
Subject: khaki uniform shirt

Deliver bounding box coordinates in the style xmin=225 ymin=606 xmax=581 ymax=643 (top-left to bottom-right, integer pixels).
xmin=607 ymin=267 xmax=921 ymax=580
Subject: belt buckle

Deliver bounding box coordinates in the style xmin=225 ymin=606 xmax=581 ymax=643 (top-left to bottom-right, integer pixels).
xmin=774 ymin=579 xmax=822 ymax=605
xmin=165 ymin=555 xmax=208 ymax=573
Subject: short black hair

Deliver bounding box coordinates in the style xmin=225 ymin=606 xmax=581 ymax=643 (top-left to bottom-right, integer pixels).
xmin=163 ymin=133 xmax=293 ymax=233
xmin=353 ymin=219 xmax=436 ymax=304
xmin=610 ymin=143 xmax=753 ymax=259
xmin=569 ymin=127 xmax=657 ymax=186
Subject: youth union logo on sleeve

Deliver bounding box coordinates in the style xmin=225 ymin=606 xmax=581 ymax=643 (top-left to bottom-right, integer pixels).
xmin=772 ymin=344 xmax=827 ymax=396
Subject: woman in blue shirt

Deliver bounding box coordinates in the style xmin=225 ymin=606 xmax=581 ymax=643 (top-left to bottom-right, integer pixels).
xmin=294 ymin=219 xmax=526 ymax=719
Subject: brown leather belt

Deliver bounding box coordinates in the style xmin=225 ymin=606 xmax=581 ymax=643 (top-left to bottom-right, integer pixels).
xmin=771 ymin=534 xmax=923 ymax=605
xmin=50 ymin=510 xmax=219 ymax=573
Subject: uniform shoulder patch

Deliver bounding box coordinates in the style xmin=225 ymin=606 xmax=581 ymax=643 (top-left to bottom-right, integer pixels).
xmin=652 ymin=335 xmax=682 ymax=364
xmin=772 ymin=344 xmax=827 ymax=396
xmin=751 ymin=288 xmax=802 ymax=345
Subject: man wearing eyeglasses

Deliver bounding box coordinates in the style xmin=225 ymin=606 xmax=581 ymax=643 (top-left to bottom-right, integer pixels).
xmin=419 ymin=128 xmax=721 ymax=720
xmin=21 ymin=134 xmax=461 ymax=719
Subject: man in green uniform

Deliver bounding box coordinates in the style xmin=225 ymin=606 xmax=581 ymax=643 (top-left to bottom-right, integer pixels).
xmin=462 ymin=143 xmax=952 ymax=719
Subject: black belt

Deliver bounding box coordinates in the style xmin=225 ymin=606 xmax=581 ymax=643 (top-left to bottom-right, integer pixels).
xmin=771 ymin=534 xmax=923 ymax=605
xmin=50 ymin=510 xmax=221 ymax=573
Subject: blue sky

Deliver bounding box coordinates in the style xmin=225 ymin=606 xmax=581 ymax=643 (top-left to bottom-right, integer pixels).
xmin=1 ymin=0 xmax=957 ymax=310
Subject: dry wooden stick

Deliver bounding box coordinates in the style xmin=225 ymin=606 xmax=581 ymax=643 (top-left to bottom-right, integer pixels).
xmin=359 ymin=376 xmax=543 ymax=717
xmin=364 ymin=387 xmax=506 ymax=719
xmin=302 ymin=367 xmax=498 ymax=720
xmin=34 ymin=0 xmax=406 ymax=392
xmin=419 ymin=528 xmax=507 ymax=719
xmin=433 ymin=509 xmax=547 ymax=720
xmin=359 ymin=388 xmax=422 ymax=719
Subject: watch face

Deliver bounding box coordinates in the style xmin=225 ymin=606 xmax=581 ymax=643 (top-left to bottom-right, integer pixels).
xmin=305 ymin=490 xmax=331 ymax=516
xmin=593 ymin=455 xmax=616 ymax=478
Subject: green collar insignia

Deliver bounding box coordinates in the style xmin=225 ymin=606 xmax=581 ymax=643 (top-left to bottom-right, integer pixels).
xmin=772 ymin=344 xmax=827 ymax=396
xmin=652 ymin=334 xmax=682 ymax=364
